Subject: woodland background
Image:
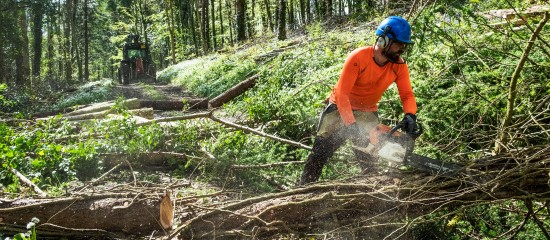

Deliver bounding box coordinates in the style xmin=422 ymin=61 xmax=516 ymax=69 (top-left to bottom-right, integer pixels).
xmin=1 ymin=0 xmax=550 ymax=239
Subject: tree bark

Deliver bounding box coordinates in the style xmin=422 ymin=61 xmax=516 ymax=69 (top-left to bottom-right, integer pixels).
xmin=263 ymin=0 xmax=273 ymax=32
xmin=226 ymin=0 xmax=234 ymax=45
xmin=201 ymin=0 xmax=210 ymax=52
xmin=0 ymin=194 xmax=164 ymax=238
xmin=209 ymin=74 xmax=259 ymax=108
xmin=277 ymin=0 xmax=286 ymax=40
xmin=73 ymin=0 xmax=82 ymax=82
xmin=140 ymin=98 xmax=208 ymax=110
xmin=298 ymin=0 xmax=305 ymax=25
xmin=83 ymin=0 xmax=90 ymax=82
xmin=189 ymin=0 xmax=199 ymax=55
xmin=236 ymin=0 xmax=247 ymax=41
xmin=211 ymin=0 xmax=217 ymax=50
xmin=288 ymin=0 xmax=295 ymax=29
xmin=166 ymin=0 xmax=177 ymax=63
xmin=16 ymin=6 xmax=31 ymax=87
xmin=64 ymin=0 xmax=73 ymax=82
xmin=63 ymin=98 xmax=140 ymax=116
xmin=46 ymin=13 xmax=55 ymax=85
xmin=31 ymin=0 xmax=44 ymax=82
xmin=219 ymin=0 xmax=225 ymax=47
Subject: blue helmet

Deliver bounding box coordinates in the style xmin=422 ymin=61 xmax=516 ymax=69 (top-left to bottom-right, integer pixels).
xmin=375 ymin=16 xmax=413 ymax=44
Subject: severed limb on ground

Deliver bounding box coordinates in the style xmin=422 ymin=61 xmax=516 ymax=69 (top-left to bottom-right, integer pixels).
xmin=164 ymin=145 xmax=550 ymax=239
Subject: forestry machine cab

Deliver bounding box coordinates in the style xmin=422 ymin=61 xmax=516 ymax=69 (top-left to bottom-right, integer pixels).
xmin=118 ymin=34 xmax=156 ymax=85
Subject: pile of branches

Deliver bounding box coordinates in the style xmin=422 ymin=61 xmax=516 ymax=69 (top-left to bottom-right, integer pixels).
xmin=166 ymin=144 xmax=550 ymax=239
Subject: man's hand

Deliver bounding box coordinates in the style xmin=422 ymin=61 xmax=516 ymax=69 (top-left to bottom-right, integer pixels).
xmin=402 ymin=113 xmax=420 ymax=138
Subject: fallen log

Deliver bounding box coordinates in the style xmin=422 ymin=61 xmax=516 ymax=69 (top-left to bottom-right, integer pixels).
xmin=64 ymin=98 xmax=140 ymax=117
xmin=167 ymin=145 xmax=550 ymax=239
xmin=140 ymin=98 xmax=208 ymax=110
xmin=0 ymin=193 xmax=164 ymax=238
xmin=31 ymin=104 xmax=89 ymax=118
xmin=40 ymin=108 xmax=154 ymax=122
xmin=209 ymin=74 xmax=259 ymax=108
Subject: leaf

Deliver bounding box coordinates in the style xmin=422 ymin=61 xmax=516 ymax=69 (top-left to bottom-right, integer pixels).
xmin=38 ymin=150 xmax=45 ymax=156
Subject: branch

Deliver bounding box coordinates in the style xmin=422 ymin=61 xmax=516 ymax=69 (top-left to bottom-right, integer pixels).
xmin=10 ymin=168 xmax=47 ymax=197
xmin=495 ymin=11 xmax=549 ymax=153
xmin=231 ymin=161 xmax=306 ymax=170
xmin=139 ymin=110 xmax=313 ymax=151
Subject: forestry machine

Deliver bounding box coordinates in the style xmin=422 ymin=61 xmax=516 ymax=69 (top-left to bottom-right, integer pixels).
xmin=118 ymin=34 xmax=156 ymax=85
xmin=360 ymin=120 xmax=462 ymax=177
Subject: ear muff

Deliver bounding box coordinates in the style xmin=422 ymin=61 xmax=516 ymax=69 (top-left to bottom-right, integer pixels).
xmin=376 ymin=26 xmax=392 ymax=48
xmin=376 ymin=35 xmax=390 ymax=48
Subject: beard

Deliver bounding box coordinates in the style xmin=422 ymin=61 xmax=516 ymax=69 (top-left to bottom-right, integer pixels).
xmin=384 ymin=49 xmax=403 ymax=63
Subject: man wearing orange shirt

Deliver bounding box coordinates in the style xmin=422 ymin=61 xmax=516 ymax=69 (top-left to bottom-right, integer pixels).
xmin=299 ymin=16 xmax=419 ymax=185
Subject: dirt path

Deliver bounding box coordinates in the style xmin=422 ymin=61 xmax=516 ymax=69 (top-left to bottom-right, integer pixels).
xmin=112 ymin=82 xmax=197 ymax=101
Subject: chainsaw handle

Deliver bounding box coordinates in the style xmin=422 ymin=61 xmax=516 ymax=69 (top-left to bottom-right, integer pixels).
xmin=388 ymin=120 xmax=424 ymax=139
xmin=388 ymin=122 xmax=406 ymax=135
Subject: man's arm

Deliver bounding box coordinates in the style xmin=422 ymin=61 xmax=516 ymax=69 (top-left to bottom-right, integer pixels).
xmin=333 ymin=53 xmax=360 ymax=125
xmin=394 ymin=64 xmax=417 ymax=115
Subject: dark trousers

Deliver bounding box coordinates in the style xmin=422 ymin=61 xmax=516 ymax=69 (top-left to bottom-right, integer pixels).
xmin=299 ymin=104 xmax=378 ymax=185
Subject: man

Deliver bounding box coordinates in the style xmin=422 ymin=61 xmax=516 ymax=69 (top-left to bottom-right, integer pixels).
xmin=299 ymin=16 xmax=419 ymax=185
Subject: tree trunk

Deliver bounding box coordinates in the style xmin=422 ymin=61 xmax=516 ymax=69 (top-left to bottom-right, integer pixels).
xmin=248 ymin=0 xmax=255 ymax=38
xmin=0 ymin=194 xmax=164 ymax=238
xmin=64 ymin=0 xmax=73 ymax=82
xmin=165 ymin=0 xmax=177 ymax=64
xmin=288 ymin=0 xmax=294 ymax=29
xmin=83 ymin=0 xmax=89 ymax=82
xmin=140 ymin=98 xmax=209 ymax=110
xmin=236 ymin=0 xmax=246 ymax=41
xmin=306 ymin=0 xmax=311 ymax=23
xmin=73 ymin=0 xmax=82 ymax=82
xmin=209 ymin=74 xmax=259 ymax=108
xmin=189 ymin=0 xmax=199 ymax=55
xmin=299 ymin=0 xmax=305 ymax=25
xmin=16 ymin=6 xmax=30 ymax=87
xmin=326 ymin=0 xmax=332 ymax=17
xmin=0 ymin=32 xmax=3 ymax=84
xmin=219 ymin=0 xmax=224 ymax=47
xmin=263 ymin=0 xmax=273 ymax=32
xmin=46 ymin=13 xmax=55 ymax=85
xmin=277 ymin=0 xmax=286 ymax=40
xmin=226 ymin=0 xmax=234 ymax=45
xmin=31 ymin=0 xmax=44 ymax=82
xmin=201 ymin=0 xmax=210 ymax=52
xmin=210 ymin=0 xmax=217 ymax=50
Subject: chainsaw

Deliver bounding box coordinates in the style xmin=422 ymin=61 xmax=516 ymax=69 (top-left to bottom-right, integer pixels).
xmin=361 ymin=120 xmax=461 ymax=177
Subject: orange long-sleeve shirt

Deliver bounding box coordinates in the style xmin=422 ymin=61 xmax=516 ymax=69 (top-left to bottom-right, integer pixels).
xmin=329 ymin=46 xmax=417 ymax=125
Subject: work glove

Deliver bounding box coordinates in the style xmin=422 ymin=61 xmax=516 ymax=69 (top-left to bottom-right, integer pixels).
xmin=402 ymin=113 xmax=419 ymax=137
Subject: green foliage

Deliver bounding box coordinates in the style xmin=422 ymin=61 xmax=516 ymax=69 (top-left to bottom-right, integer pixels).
xmin=167 ymin=54 xmax=258 ymax=98
xmin=0 ymin=84 xmax=14 ymax=112
xmin=411 ymin=201 xmax=550 ymax=239
xmin=52 ymin=80 xmax=114 ymax=111
xmin=12 ymin=217 xmax=39 ymax=240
